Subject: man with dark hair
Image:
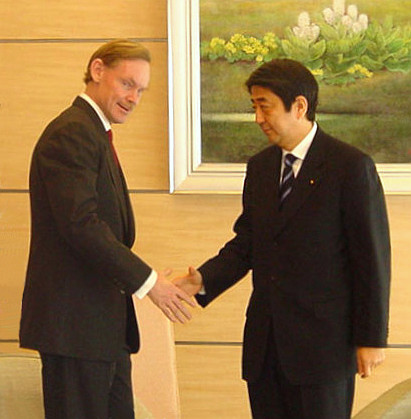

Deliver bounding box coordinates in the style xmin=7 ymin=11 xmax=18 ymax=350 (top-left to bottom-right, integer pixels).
xmin=175 ymin=58 xmax=391 ymax=418
xmin=20 ymin=39 xmax=194 ymax=418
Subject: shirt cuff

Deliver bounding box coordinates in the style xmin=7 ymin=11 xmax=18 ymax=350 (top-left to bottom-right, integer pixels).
xmin=134 ymin=270 xmax=157 ymax=299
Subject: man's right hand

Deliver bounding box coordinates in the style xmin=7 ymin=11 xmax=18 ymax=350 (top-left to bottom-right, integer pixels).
xmin=148 ymin=269 xmax=196 ymax=323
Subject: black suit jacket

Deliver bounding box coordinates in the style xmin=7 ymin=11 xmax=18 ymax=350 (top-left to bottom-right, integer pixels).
xmin=197 ymin=127 xmax=391 ymax=385
xmin=20 ymin=97 xmax=151 ymax=361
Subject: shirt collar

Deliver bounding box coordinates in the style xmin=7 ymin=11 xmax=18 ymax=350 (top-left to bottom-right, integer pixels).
xmin=79 ymin=93 xmax=111 ymax=132
xmin=282 ymin=122 xmax=317 ymax=161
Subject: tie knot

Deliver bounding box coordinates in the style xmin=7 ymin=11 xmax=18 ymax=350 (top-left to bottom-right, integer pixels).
xmin=284 ymin=153 xmax=297 ymax=167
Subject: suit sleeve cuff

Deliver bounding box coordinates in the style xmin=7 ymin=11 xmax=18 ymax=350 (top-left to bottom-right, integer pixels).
xmin=134 ymin=270 xmax=157 ymax=299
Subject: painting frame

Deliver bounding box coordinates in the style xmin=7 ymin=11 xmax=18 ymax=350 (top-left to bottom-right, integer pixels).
xmin=168 ymin=0 xmax=411 ymax=194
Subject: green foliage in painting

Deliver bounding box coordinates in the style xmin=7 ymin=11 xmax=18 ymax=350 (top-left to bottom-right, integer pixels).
xmin=200 ymin=0 xmax=411 ymax=85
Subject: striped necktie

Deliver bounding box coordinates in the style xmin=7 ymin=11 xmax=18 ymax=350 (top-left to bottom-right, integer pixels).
xmin=279 ymin=153 xmax=297 ymax=207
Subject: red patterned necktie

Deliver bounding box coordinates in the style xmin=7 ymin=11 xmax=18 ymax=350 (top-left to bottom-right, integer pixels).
xmin=107 ymin=129 xmax=119 ymax=166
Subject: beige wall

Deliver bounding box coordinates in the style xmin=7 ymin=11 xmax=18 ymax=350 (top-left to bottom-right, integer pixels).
xmin=1 ymin=2 xmax=411 ymax=419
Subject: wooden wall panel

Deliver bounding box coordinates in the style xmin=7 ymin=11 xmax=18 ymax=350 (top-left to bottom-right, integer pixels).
xmin=130 ymin=192 xmax=248 ymax=341
xmin=386 ymin=196 xmax=411 ymax=343
xmin=0 ymin=194 xmax=30 ymax=340
xmin=130 ymin=193 xmax=243 ymax=272
xmin=0 ymin=42 xmax=168 ymax=190
xmin=174 ymin=277 xmax=250 ymax=343
xmin=175 ymin=345 xmax=250 ymax=419
xmin=0 ymin=0 xmax=167 ymax=39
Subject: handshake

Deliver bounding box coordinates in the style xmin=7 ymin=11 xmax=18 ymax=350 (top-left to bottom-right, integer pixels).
xmin=147 ymin=267 xmax=203 ymax=323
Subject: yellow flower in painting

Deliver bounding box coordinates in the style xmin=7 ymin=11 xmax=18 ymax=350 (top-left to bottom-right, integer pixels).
xmin=347 ymin=64 xmax=373 ymax=78
xmin=263 ymin=32 xmax=278 ymax=49
xmin=210 ymin=37 xmax=226 ymax=49
xmin=243 ymin=45 xmax=256 ymax=54
xmin=248 ymin=36 xmax=260 ymax=45
xmin=225 ymin=42 xmax=237 ymax=54
xmin=230 ymin=33 xmax=246 ymax=44
xmin=359 ymin=67 xmax=373 ymax=78
xmin=256 ymin=55 xmax=264 ymax=62
xmin=311 ymin=69 xmax=324 ymax=76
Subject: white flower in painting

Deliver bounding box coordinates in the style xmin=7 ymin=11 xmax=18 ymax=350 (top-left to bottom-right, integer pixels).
xmin=293 ymin=26 xmax=302 ymax=37
xmin=358 ymin=13 xmax=369 ymax=30
xmin=341 ymin=15 xmax=353 ymax=29
xmin=293 ymin=25 xmax=320 ymax=42
xmin=298 ymin=11 xmax=311 ymax=28
xmin=352 ymin=22 xmax=363 ymax=33
xmin=310 ymin=25 xmax=321 ymax=41
xmin=333 ymin=0 xmax=346 ymax=17
xmin=293 ymin=11 xmax=320 ymax=42
xmin=321 ymin=1 xmax=368 ymax=34
xmin=323 ymin=7 xmax=336 ymax=25
xmin=347 ymin=5 xmax=358 ymax=21
xmin=293 ymin=25 xmax=307 ymax=38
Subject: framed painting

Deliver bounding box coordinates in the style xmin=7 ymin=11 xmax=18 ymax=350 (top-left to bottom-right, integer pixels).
xmin=169 ymin=0 xmax=411 ymax=193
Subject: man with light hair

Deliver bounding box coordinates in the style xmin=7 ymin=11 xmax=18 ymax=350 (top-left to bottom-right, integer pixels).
xmin=20 ymin=39 xmax=194 ymax=418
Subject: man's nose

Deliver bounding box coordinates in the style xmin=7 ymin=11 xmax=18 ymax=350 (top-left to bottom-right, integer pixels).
xmin=128 ymin=89 xmax=141 ymax=105
xmin=255 ymin=107 xmax=265 ymax=124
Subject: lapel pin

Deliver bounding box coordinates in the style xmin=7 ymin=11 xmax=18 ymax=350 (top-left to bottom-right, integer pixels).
xmin=309 ymin=179 xmax=315 ymax=185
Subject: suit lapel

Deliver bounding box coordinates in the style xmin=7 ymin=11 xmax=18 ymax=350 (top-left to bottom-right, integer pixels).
xmin=255 ymin=147 xmax=286 ymax=236
xmin=118 ymin=167 xmax=135 ymax=247
xmin=106 ymin=145 xmax=132 ymax=243
xmin=271 ymin=129 xmax=327 ymax=236
xmin=262 ymin=146 xmax=282 ymax=213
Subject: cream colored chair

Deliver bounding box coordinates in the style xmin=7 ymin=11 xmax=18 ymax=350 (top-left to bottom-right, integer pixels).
xmin=354 ymin=378 xmax=411 ymax=419
xmin=0 ymin=353 xmax=152 ymax=419
xmin=0 ymin=354 xmax=44 ymax=419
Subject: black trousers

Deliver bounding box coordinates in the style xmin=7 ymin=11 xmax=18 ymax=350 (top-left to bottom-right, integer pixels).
xmin=247 ymin=333 xmax=355 ymax=419
xmin=40 ymin=349 xmax=134 ymax=419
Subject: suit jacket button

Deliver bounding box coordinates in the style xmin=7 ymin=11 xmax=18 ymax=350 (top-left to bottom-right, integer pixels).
xmin=120 ymin=290 xmax=125 ymax=294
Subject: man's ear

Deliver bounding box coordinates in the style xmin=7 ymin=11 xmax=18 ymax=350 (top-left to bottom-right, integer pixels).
xmin=293 ymin=95 xmax=309 ymax=120
xmin=89 ymin=58 xmax=105 ymax=83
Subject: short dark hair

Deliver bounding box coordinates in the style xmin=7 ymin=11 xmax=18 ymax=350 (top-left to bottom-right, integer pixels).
xmin=83 ymin=39 xmax=151 ymax=84
xmin=245 ymin=59 xmax=318 ymax=121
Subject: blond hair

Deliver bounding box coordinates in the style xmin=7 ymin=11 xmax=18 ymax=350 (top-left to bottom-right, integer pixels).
xmin=83 ymin=39 xmax=151 ymax=84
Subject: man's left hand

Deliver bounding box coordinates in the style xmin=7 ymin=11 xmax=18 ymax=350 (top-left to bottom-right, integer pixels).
xmin=356 ymin=347 xmax=385 ymax=378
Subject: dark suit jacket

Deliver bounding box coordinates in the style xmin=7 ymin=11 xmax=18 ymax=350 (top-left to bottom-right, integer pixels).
xmin=20 ymin=97 xmax=151 ymax=361
xmin=197 ymin=127 xmax=391 ymax=386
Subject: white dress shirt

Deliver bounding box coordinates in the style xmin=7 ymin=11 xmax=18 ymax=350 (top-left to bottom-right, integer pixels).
xmin=280 ymin=122 xmax=317 ymax=181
